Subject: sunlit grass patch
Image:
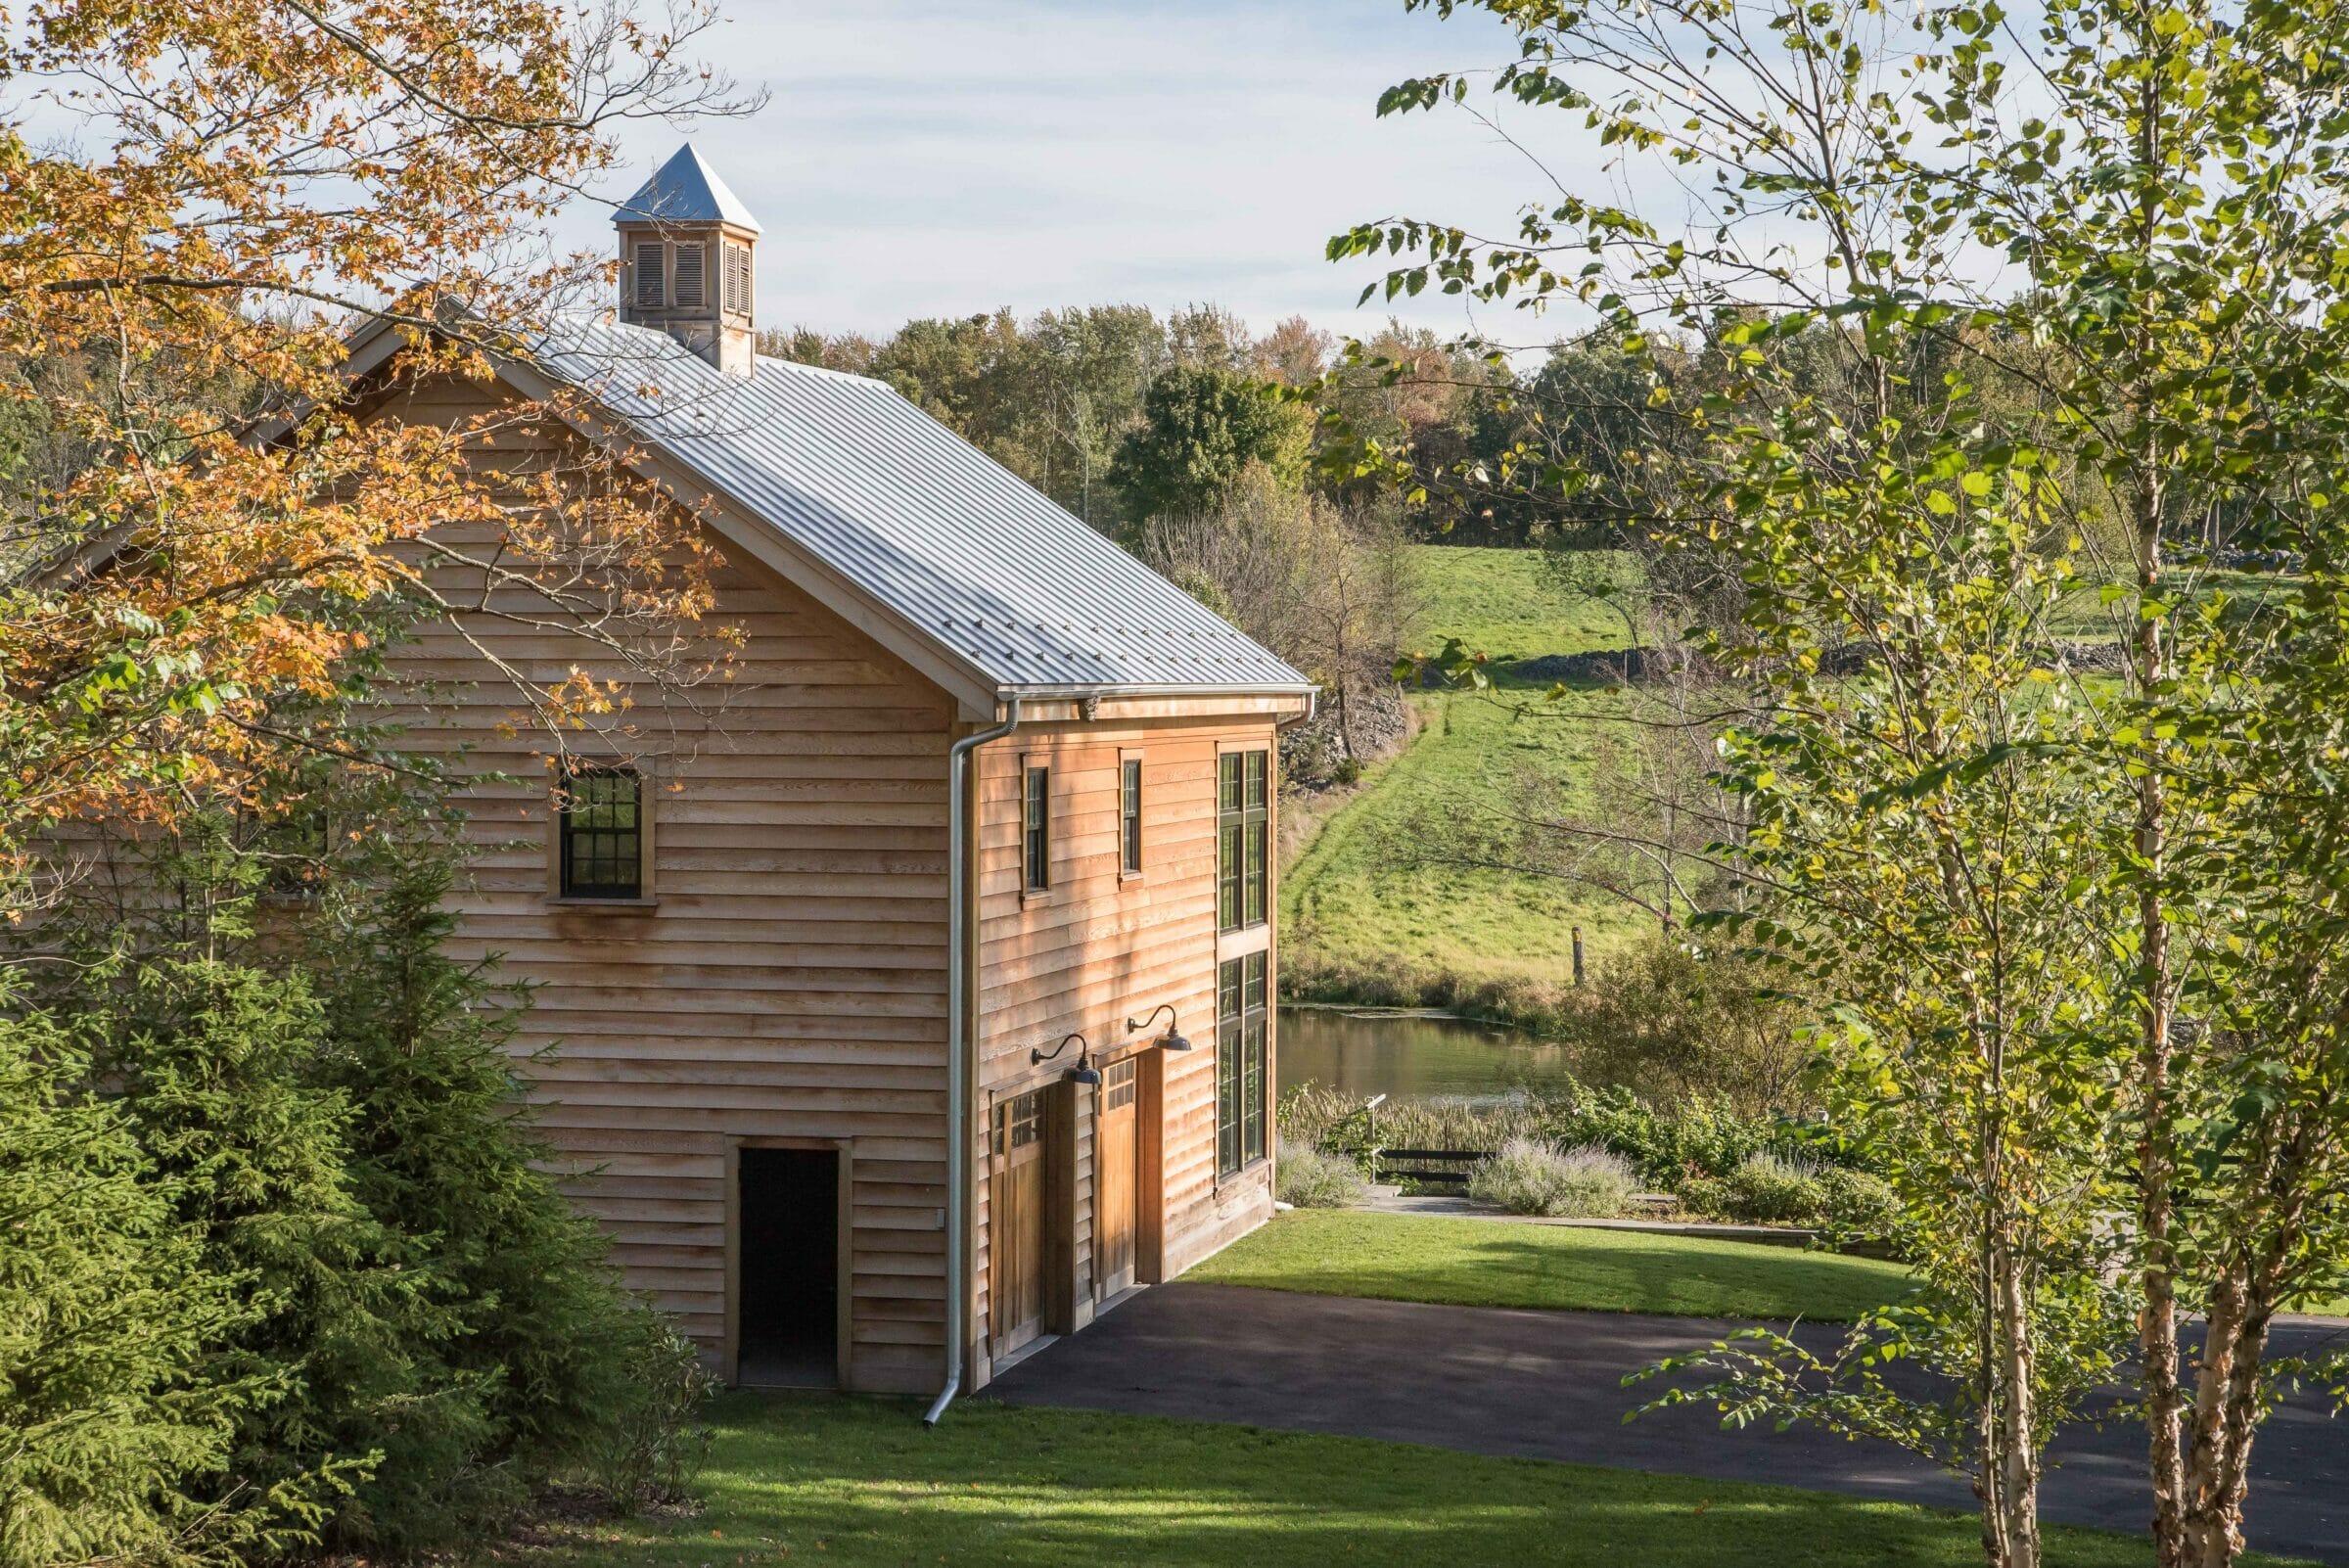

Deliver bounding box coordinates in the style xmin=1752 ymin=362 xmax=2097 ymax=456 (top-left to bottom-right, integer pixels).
xmin=1191 ymin=1209 xmax=1911 ymax=1322
xmin=503 ymin=1393 xmax=2310 ymax=1567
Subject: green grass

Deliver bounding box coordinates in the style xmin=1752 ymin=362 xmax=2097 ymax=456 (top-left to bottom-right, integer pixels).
xmin=1285 ymin=546 xmax=1660 ymax=987
xmin=1405 ymin=544 xmax=1634 ymax=663
xmin=1188 ymin=1210 xmax=1913 ymax=1322
xmin=506 ymin=1394 xmax=2309 ymax=1568
xmin=1284 ymin=683 xmax=1652 ymax=982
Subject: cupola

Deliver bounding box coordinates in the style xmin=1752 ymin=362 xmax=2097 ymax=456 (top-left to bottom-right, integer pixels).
xmin=615 ymin=144 xmax=760 ymax=376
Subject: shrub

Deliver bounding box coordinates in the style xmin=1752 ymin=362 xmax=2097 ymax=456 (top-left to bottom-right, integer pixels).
xmin=1682 ymin=1153 xmax=1903 ymax=1244
xmin=1545 ymin=936 xmax=1809 ymax=1116
xmin=583 ymin=1318 xmax=715 ymax=1516
xmin=1816 ymin=1164 xmax=1901 ymax=1241
xmin=1468 ymin=1137 xmax=1636 ymax=1218
xmin=1275 ymin=1136 xmax=1365 ymax=1208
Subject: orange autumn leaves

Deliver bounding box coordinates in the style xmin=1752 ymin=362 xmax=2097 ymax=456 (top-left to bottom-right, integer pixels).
xmin=0 ymin=1 xmax=748 ymax=901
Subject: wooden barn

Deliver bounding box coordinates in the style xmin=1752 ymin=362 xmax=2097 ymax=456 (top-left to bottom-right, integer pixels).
xmin=344 ymin=146 xmax=1314 ymax=1402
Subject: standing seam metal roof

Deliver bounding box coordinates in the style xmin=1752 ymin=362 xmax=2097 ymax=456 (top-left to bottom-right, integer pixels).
xmin=533 ymin=316 xmax=1315 ymax=698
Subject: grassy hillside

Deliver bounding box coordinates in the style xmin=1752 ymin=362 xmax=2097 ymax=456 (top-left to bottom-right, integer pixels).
xmin=1283 ymin=545 xmax=1656 ymax=992
xmin=1403 ymin=545 xmax=1633 ymax=664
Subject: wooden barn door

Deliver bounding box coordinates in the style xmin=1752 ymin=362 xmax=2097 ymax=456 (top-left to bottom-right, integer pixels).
xmin=990 ymin=1088 xmax=1046 ymax=1357
xmin=1095 ymin=1058 xmax=1138 ymax=1295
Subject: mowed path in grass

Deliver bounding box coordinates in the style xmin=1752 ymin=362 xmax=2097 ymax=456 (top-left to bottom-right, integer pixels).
xmin=1188 ymin=1209 xmax=1911 ymax=1321
xmin=511 ymin=1394 xmax=2318 ymax=1568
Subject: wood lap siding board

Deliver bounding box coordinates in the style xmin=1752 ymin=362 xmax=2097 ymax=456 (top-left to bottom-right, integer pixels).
xmin=972 ymin=716 xmax=1278 ymax=1377
xmin=373 ymin=372 xmax=957 ymax=1394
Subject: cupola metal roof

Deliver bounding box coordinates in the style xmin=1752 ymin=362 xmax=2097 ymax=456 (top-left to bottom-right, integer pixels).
xmin=524 ymin=315 xmax=1313 ymax=705
xmin=615 ymin=143 xmax=762 ymax=233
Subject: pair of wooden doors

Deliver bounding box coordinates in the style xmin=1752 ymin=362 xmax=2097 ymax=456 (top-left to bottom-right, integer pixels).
xmin=988 ymin=1058 xmax=1148 ymax=1358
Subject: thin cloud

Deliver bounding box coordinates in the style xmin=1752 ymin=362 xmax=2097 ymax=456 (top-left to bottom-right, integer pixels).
xmin=570 ymin=0 xmax=1590 ymax=341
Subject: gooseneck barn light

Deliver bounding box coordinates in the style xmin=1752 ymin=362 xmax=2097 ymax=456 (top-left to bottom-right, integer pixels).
xmin=1125 ymin=1003 xmax=1192 ymax=1052
xmin=1032 ymin=1032 xmax=1102 ymax=1085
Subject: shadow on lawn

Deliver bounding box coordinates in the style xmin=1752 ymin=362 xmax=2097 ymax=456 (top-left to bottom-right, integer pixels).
xmin=547 ymin=1394 xmax=2181 ymax=1568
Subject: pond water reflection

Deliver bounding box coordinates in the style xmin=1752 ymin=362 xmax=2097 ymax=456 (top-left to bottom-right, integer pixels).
xmin=1277 ymin=1005 xmax=1579 ymax=1104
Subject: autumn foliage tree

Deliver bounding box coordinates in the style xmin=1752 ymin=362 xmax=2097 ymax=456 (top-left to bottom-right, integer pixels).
xmin=0 ymin=0 xmax=756 ymax=913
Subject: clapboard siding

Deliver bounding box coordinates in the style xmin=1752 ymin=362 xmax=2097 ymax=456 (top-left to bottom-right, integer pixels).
xmin=968 ymin=717 xmax=1279 ymax=1384
xmin=374 ymin=371 xmax=958 ymax=1394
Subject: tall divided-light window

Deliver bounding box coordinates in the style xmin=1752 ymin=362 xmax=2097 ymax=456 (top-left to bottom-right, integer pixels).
xmin=1023 ymin=763 xmax=1051 ymax=894
xmin=560 ymin=764 xmax=643 ymax=899
xmin=1217 ymin=750 xmax=1267 ymax=932
xmin=1217 ymin=951 xmax=1267 ymax=1177
xmin=1120 ymin=757 xmax=1143 ymax=876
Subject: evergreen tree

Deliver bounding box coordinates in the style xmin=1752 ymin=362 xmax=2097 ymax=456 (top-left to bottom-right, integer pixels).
xmin=0 ymin=1009 xmax=320 ymax=1568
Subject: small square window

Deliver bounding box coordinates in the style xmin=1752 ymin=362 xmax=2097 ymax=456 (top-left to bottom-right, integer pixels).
xmin=560 ymin=764 xmax=643 ymax=899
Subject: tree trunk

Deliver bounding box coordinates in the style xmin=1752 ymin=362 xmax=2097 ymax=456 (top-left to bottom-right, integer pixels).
xmin=1998 ymin=1236 xmax=2044 ymax=1568
xmin=2128 ymin=51 xmax=2190 ymax=1568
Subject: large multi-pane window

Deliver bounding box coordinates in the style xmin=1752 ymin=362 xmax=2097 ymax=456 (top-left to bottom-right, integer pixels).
xmin=1120 ymin=757 xmax=1143 ymax=877
xmin=1217 ymin=951 xmax=1268 ymax=1177
xmin=1217 ymin=750 xmax=1267 ymax=932
xmin=559 ymin=764 xmax=643 ymax=899
xmin=1022 ymin=763 xmax=1051 ymax=893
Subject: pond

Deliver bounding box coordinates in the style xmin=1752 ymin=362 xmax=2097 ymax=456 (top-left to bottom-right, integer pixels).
xmin=1277 ymin=1005 xmax=1580 ymax=1105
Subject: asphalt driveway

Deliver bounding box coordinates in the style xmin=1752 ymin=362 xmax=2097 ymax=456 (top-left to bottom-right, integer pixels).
xmin=988 ymin=1282 xmax=2349 ymax=1565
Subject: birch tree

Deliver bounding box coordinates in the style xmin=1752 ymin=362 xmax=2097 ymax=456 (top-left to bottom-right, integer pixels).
xmin=1339 ymin=0 xmax=2349 ymax=1561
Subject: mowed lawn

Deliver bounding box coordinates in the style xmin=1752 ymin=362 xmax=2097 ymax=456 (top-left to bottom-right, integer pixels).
xmin=506 ymin=1394 xmax=2314 ymax=1568
xmin=1404 ymin=544 xmax=1635 ymax=663
xmin=1284 ymin=545 xmax=1660 ymax=984
xmin=1282 ymin=684 xmax=1655 ymax=981
xmin=1189 ymin=1210 xmax=1912 ymax=1322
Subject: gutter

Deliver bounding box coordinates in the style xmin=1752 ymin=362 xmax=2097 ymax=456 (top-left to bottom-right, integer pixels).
xmin=925 ymin=696 xmax=1023 ymax=1427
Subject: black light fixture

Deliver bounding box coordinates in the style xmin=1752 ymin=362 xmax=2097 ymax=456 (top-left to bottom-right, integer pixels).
xmin=1032 ymin=1032 xmax=1102 ymax=1084
xmin=1126 ymin=1003 xmax=1192 ymax=1052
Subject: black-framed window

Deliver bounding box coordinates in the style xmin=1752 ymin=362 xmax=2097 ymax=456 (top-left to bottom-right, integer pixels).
xmin=1217 ymin=950 xmax=1268 ymax=1177
xmin=560 ymin=764 xmax=643 ymax=899
xmin=1120 ymin=757 xmax=1143 ymax=876
xmin=1217 ymin=750 xmax=1267 ymax=932
xmin=1023 ymin=763 xmax=1051 ymax=893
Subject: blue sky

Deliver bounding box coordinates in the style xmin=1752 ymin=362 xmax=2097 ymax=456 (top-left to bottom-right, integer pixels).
xmin=565 ymin=0 xmax=1590 ymax=344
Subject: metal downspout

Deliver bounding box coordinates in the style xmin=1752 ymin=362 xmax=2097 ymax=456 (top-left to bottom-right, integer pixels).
xmin=925 ymin=697 xmax=1021 ymax=1427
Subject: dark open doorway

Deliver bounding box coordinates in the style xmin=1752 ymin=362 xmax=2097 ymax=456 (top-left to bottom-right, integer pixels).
xmin=736 ymin=1146 xmax=839 ymax=1387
